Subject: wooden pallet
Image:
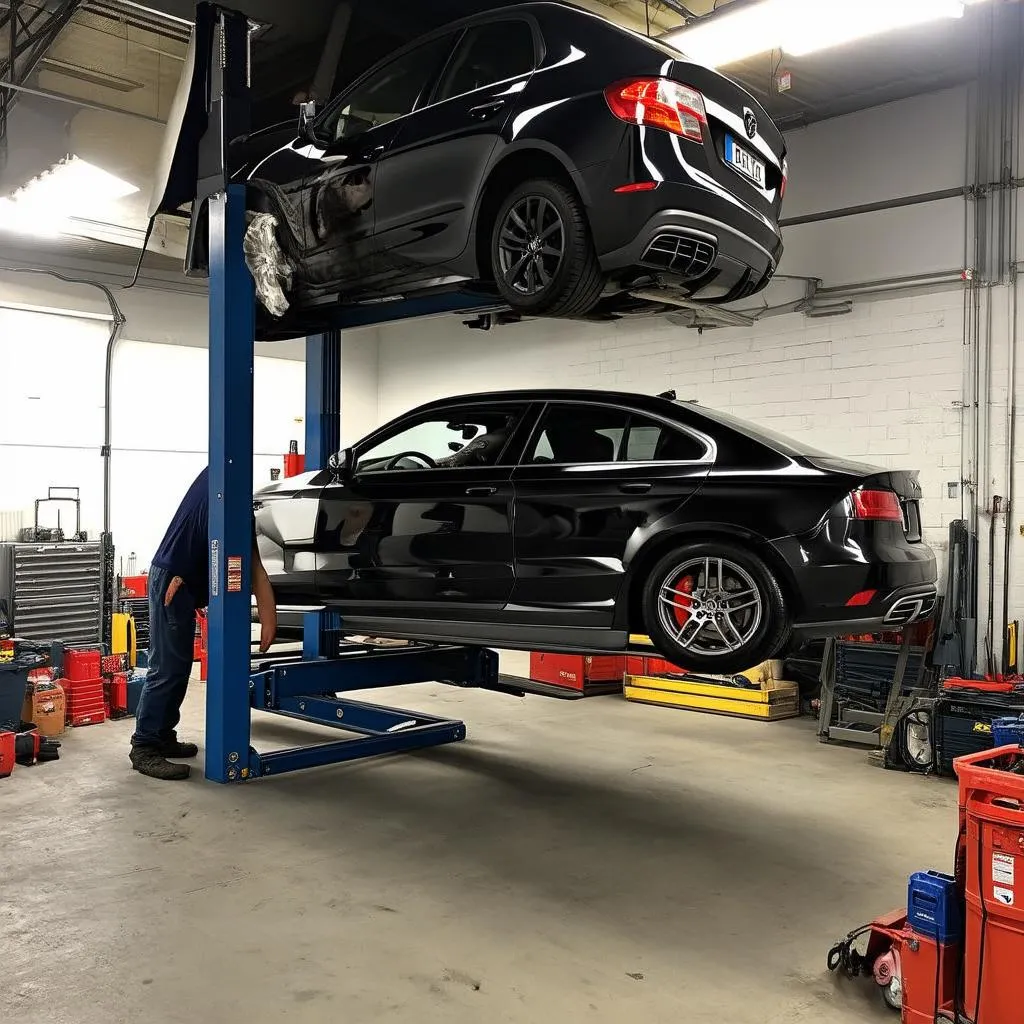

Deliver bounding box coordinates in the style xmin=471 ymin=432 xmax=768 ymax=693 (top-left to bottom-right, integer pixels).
xmin=624 ymin=673 xmax=800 ymax=721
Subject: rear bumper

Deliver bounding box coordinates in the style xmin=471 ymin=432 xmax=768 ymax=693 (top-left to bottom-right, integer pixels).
xmin=792 ymin=582 xmax=939 ymax=637
xmin=598 ymin=204 xmax=781 ymax=302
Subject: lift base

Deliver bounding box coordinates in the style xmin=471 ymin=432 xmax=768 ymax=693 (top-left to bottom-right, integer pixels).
xmin=222 ymin=643 xmax=498 ymax=782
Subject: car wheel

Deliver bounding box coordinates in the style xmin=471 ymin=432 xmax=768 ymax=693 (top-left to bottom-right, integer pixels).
xmin=642 ymin=542 xmax=790 ymax=675
xmin=490 ymin=178 xmax=604 ymax=317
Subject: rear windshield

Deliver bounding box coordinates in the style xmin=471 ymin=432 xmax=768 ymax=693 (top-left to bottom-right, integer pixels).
xmin=677 ymin=402 xmax=833 ymax=458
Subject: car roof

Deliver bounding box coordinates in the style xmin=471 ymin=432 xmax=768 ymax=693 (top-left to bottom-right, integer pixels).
xmin=410 ymin=389 xmax=679 ymax=415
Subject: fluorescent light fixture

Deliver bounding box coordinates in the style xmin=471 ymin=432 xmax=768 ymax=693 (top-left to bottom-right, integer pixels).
xmin=0 ymin=156 xmax=139 ymax=239
xmin=667 ymin=0 xmax=983 ymax=68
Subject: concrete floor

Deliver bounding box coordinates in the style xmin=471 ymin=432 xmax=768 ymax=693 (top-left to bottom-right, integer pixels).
xmin=3 ymin=657 xmax=959 ymax=1024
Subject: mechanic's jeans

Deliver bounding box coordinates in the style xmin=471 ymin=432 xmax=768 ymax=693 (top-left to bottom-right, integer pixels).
xmin=131 ymin=565 xmax=196 ymax=748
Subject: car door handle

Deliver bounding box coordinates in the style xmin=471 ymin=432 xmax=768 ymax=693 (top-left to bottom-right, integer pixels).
xmin=619 ymin=482 xmax=653 ymax=494
xmin=465 ymin=486 xmax=497 ymax=496
xmin=468 ymin=100 xmax=506 ymax=119
xmin=360 ymin=144 xmax=385 ymax=160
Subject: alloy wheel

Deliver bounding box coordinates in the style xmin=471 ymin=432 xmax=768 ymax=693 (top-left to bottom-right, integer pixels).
xmin=656 ymin=556 xmax=764 ymax=659
xmin=497 ymin=195 xmax=565 ymax=296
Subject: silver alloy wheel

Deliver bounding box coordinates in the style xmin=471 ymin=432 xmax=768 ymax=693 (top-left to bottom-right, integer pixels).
xmin=656 ymin=555 xmax=764 ymax=658
xmin=497 ymin=195 xmax=565 ymax=296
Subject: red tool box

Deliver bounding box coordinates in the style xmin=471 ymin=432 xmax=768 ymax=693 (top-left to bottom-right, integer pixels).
xmin=955 ymin=745 xmax=1024 ymax=1024
xmin=529 ymin=652 xmax=625 ymax=694
xmin=105 ymin=673 xmax=128 ymax=717
xmin=625 ymin=655 xmax=687 ymax=677
xmin=60 ymin=676 xmax=106 ymax=727
xmin=120 ymin=574 xmax=148 ymax=598
xmin=0 ymin=731 xmax=14 ymax=778
xmin=64 ymin=648 xmax=101 ymax=682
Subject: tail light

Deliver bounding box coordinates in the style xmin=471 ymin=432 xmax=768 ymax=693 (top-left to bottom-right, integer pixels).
xmin=604 ymin=78 xmax=707 ymax=143
xmin=850 ymin=489 xmax=903 ymax=522
xmin=780 ymin=156 xmax=789 ymax=199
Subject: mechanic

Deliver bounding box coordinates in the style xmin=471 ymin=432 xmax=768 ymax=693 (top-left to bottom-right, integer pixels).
xmin=130 ymin=466 xmax=277 ymax=781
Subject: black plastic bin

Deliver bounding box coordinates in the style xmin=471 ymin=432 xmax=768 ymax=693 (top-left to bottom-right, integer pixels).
xmin=0 ymin=647 xmax=50 ymax=731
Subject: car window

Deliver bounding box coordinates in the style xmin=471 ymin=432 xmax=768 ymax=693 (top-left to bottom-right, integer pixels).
xmin=356 ymin=406 xmax=525 ymax=472
xmin=434 ymin=21 xmax=536 ymax=102
xmin=326 ymin=33 xmax=457 ymax=141
xmin=527 ymin=405 xmax=707 ymax=464
xmin=626 ymin=416 xmax=708 ymax=461
xmin=676 ymin=401 xmax=831 ymax=457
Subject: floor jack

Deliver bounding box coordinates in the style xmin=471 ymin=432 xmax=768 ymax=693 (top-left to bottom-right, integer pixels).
xmin=827 ymin=896 xmax=960 ymax=1021
xmin=829 ymin=746 xmax=1024 ymax=1023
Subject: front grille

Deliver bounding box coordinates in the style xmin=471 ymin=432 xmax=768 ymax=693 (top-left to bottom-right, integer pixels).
xmin=640 ymin=233 xmax=717 ymax=279
xmin=883 ymin=592 xmax=937 ymax=626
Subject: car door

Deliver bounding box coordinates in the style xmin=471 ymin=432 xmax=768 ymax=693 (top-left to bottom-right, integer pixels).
xmin=290 ymin=31 xmax=462 ymax=295
xmin=371 ymin=17 xmax=541 ymax=283
xmin=509 ymin=402 xmax=715 ymax=626
xmin=315 ymin=401 xmax=532 ymax=616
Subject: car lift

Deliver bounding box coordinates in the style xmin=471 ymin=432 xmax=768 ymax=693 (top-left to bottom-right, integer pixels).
xmin=184 ymin=3 xmax=504 ymax=782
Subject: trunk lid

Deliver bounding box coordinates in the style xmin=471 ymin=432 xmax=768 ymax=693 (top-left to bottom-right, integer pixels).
xmin=667 ymin=59 xmax=786 ymax=217
xmin=808 ymin=458 xmax=925 ymax=542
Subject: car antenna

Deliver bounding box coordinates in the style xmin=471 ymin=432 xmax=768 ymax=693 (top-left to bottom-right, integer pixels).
xmin=657 ymin=389 xmax=676 ymax=400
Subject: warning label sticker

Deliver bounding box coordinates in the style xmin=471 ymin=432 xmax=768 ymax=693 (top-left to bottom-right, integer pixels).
xmin=993 ymin=853 xmax=1015 ymax=886
xmin=227 ymin=557 xmax=242 ymax=598
xmin=994 ymin=886 xmax=1015 ymax=907
xmin=210 ymin=539 xmax=219 ymax=598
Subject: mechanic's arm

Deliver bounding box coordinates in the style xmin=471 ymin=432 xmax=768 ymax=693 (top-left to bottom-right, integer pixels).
xmin=252 ymin=542 xmax=277 ymax=652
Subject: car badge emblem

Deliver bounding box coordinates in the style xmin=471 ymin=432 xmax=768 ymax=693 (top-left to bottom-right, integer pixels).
xmin=743 ymin=108 xmax=758 ymax=139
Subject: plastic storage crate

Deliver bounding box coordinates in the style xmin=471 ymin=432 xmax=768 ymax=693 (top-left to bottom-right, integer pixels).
xmin=992 ymin=715 xmax=1024 ymax=747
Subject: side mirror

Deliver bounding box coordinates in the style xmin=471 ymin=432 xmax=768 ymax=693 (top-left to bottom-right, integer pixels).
xmin=328 ymin=447 xmax=353 ymax=480
xmin=298 ymin=99 xmax=317 ymax=140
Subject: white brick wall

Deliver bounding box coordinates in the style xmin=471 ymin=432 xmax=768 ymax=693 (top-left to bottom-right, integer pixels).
xmin=376 ymin=287 xmax=968 ymax=558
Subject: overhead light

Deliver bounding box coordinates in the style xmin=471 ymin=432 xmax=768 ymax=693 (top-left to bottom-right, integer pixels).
xmin=39 ymin=57 xmax=143 ymax=92
xmin=667 ymin=0 xmax=984 ymax=68
xmin=0 ymin=156 xmax=139 ymax=239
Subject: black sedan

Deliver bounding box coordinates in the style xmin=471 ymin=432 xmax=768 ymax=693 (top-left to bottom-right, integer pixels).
xmin=188 ymin=1 xmax=787 ymax=338
xmin=255 ymin=390 xmax=937 ymax=673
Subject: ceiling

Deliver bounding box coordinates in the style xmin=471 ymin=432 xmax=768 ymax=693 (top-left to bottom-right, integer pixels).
xmin=0 ymin=0 xmax=995 ymax=282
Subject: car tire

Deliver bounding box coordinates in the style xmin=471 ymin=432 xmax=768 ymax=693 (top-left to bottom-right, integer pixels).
xmin=641 ymin=542 xmax=791 ymax=675
xmin=490 ymin=178 xmax=604 ymax=317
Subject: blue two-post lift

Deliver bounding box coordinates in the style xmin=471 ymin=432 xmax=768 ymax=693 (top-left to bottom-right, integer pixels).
xmin=183 ymin=3 xmax=503 ymax=782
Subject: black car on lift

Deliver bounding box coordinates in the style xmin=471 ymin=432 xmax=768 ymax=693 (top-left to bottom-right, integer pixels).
xmin=255 ymin=390 xmax=938 ymax=673
xmin=188 ymin=1 xmax=788 ymax=338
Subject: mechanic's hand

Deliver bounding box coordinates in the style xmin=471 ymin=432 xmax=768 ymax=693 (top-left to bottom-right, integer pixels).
xmin=164 ymin=576 xmax=185 ymax=606
xmin=258 ymin=607 xmax=277 ymax=653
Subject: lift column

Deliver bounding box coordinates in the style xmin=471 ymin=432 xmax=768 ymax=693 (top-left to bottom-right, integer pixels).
xmin=303 ymin=330 xmax=342 ymax=660
xmin=205 ymin=8 xmax=256 ymax=782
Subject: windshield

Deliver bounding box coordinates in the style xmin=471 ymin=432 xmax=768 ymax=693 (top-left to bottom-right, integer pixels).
xmin=678 ymin=402 xmax=834 ymax=458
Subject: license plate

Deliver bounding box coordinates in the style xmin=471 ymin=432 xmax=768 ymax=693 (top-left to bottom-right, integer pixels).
xmin=725 ymin=135 xmax=766 ymax=188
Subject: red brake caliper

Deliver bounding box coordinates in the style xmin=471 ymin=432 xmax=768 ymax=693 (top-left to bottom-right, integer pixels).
xmin=670 ymin=574 xmax=696 ymax=628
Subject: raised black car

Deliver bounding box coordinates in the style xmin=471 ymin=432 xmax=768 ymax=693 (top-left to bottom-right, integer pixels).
xmin=189 ymin=1 xmax=787 ymax=338
xmin=256 ymin=390 xmax=937 ymax=673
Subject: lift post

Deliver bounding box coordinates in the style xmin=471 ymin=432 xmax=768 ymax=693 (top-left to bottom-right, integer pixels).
xmin=174 ymin=2 xmax=496 ymax=782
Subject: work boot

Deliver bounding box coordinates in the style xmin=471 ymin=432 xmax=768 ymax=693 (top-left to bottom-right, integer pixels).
xmin=160 ymin=733 xmax=199 ymax=759
xmin=130 ymin=745 xmax=191 ymax=780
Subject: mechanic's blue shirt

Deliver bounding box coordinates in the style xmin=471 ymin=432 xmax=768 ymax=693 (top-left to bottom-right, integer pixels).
xmin=151 ymin=468 xmax=212 ymax=608
xmin=151 ymin=467 xmax=255 ymax=609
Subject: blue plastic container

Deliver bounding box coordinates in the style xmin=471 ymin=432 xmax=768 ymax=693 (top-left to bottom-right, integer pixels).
xmin=126 ymin=670 xmax=146 ymax=717
xmin=992 ymin=715 xmax=1024 ymax=747
xmin=907 ymin=870 xmax=963 ymax=944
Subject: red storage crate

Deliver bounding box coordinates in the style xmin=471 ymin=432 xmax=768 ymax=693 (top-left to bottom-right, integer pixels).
xmin=529 ymin=652 xmax=625 ymax=693
xmin=64 ymin=649 xmax=101 ymax=682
